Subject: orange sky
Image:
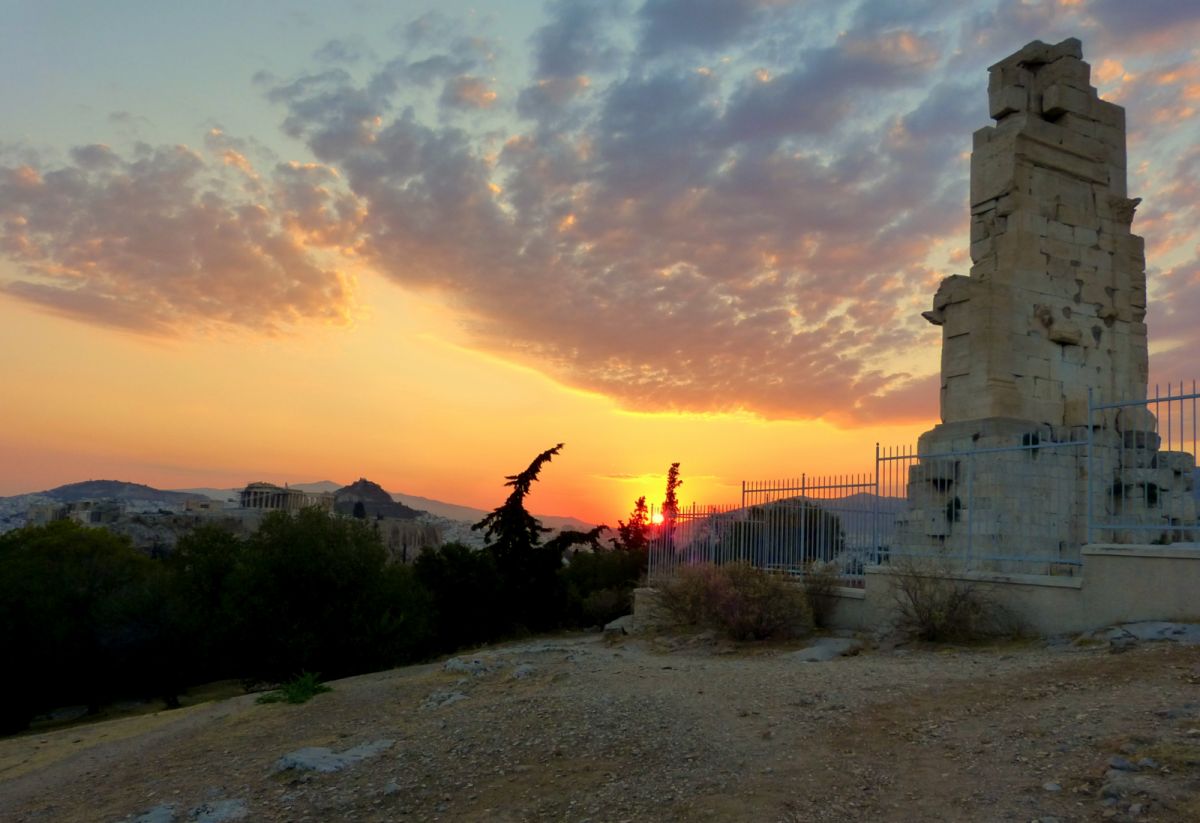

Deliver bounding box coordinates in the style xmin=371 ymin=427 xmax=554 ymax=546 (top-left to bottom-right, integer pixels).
xmin=0 ymin=269 xmax=931 ymax=523
xmin=2 ymin=4 xmax=1197 ymax=526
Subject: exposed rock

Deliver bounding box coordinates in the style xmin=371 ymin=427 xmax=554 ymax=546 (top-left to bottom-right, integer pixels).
xmin=274 ymin=740 xmax=394 ymax=774
xmin=789 ymin=637 xmax=863 ymax=662
xmin=421 ymin=690 xmax=468 ymax=710
xmin=189 ymin=799 xmax=248 ymax=822
xmin=444 ymin=656 xmax=501 ymax=676
xmin=128 ymin=805 xmax=176 ymax=823
xmin=604 ymin=615 xmax=634 ymax=638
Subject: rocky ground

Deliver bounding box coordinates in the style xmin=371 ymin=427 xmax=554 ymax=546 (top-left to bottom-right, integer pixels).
xmin=2 ymin=625 xmax=1199 ymax=822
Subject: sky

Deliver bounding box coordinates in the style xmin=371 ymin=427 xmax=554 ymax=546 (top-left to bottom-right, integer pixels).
xmin=1 ymin=0 xmax=1198 ymax=524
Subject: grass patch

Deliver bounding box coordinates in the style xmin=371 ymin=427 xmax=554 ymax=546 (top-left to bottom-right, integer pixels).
xmin=256 ymin=672 xmax=332 ymax=705
xmin=1138 ymin=740 xmax=1200 ymax=771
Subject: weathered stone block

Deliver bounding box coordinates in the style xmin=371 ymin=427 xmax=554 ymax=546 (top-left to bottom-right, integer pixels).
xmin=1042 ymin=82 xmax=1092 ymax=120
xmin=990 ymin=84 xmax=1028 ymax=119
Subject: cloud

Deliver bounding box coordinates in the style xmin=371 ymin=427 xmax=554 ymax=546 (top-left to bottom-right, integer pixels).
xmin=6 ymin=0 xmax=1199 ymax=427
xmin=0 ymin=143 xmax=354 ymax=335
xmin=261 ymin=4 xmax=980 ymax=424
xmin=637 ymin=0 xmax=779 ymax=56
xmin=530 ymin=0 xmax=626 ymax=79
xmin=440 ymin=75 xmax=499 ymax=110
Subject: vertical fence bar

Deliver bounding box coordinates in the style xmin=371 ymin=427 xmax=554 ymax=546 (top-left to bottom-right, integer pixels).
xmin=1086 ymin=388 xmax=1094 ymax=545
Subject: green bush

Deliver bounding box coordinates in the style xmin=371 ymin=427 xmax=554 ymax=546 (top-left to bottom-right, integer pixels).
xmin=232 ymin=508 xmax=430 ymax=682
xmin=560 ymin=547 xmax=645 ymax=626
xmin=256 ymin=672 xmax=332 ymax=705
xmin=415 ymin=542 xmax=505 ymax=649
xmin=659 ymin=562 xmax=812 ymax=641
xmin=0 ymin=521 xmax=163 ymax=730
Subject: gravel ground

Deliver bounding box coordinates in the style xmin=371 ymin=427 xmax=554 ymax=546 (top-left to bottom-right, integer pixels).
xmin=2 ymin=630 xmax=1200 ymax=822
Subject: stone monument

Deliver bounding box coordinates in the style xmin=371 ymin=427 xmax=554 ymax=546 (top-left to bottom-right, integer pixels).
xmin=898 ymin=38 xmax=1195 ymax=570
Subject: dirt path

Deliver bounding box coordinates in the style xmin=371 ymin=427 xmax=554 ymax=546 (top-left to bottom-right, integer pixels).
xmin=2 ymin=633 xmax=1199 ymax=822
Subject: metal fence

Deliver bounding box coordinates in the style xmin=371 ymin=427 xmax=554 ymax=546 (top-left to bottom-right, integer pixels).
xmin=647 ymin=382 xmax=1199 ymax=583
xmin=647 ymin=474 xmax=887 ymax=586
xmin=1087 ymin=382 xmax=1199 ymax=544
xmin=879 ymin=439 xmax=1088 ymax=576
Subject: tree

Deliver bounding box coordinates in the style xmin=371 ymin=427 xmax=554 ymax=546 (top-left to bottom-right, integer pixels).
xmin=613 ymin=496 xmax=650 ymax=552
xmin=0 ymin=521 xmax=158 ymax=730
xmin=472 ymin=443 xmax=566 ymax=632
xmin=660 ymin=463 xmax=684 ymax=549
xmin=232 ymin=507 xmax=415 ymax=682
xmin=663 ymin=463 xmax=682 ymax=522
xmin=473 ymin=443 xmax=563 ymax=561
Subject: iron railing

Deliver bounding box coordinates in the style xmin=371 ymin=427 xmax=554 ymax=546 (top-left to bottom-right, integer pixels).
xmin=647 ymin=382 xmax=1199 ymax=582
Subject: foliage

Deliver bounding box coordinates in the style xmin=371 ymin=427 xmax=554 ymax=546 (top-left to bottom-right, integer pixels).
xmin=888 ymin=558 xmax=1019 ymax=642
xmin=613 ymin=496 xmax=650 ymax=552
xmin=662 ymin=463 xmax=682 ymax=524
xmin=414 ymin=542 xmax=504 ymax=650
xmin=658 ymin=562 xmax=812 ymax=641
xmin=256 ymin=672 xmax=332 ymax=705
xmin=472 ymin=443 xmax=563 ymax=561
xmin=726 ymin=501 xmax=846 ymax=569
xmin=545 ymin=525 xmax=608 ymax=555
xmin=233 ymin=508 xmax=429 ymax=682
xmin=472 ymin=443 xmax=567 ymax=633
xmin=0 ymin=447 xmax=650 ymax=735
xmin=802 ymin=560 xmax=841 ymax=629
xmin=0 ymin=521 xmax=163 ymax=732
xmin=560 ymin=545 xmax=646 ymax=626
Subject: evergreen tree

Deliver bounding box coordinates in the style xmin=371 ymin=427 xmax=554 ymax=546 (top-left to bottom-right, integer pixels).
xmin=472 ymin=443 xmax=563 ymax=561
xmin=613 ymin=496 xmax=650 ymax=552
xmin=472 ymin=443 xmax=566 ymax=632
xmin=662 ymin=463 xmax=683 ymax=522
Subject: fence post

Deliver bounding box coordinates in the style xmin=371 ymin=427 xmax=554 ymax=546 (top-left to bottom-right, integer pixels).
xmin=1086 ymin=388 xmax=1093 ymax=546
xmin=965 ymin=452 xmax=974 ymax=572
xmin=874 ymin=443 xmax=881 ymax=566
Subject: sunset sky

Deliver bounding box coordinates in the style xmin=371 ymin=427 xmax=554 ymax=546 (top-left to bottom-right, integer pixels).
xmin=2 ymin=1 xmax=1198 ymax=524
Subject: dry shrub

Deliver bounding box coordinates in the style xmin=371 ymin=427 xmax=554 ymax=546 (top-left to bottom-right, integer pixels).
xmin=659 ymin=562 xmax=812 ymax=640
xmin=889 ymin=557 xmax=1020 ymax=642
xmin=802 ymin=561 xmax=841 ymax=629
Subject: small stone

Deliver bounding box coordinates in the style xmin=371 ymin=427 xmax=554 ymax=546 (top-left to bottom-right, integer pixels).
xmin=1129 ymin=803 xmax=1144 ymax=816
xmin=1136 ymin=757 xmax=1158 ymax=769
xmin=1043 ymin=781 xmax=1062 ymax=792
xmin=1109 ymin=755 xmax=1137 ymax=771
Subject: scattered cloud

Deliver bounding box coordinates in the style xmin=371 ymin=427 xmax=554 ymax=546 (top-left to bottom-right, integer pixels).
xmin=3 ymin=0 xmax=1198 ymax=426
xmin=0 ymin=142 xmax=354 ymax=335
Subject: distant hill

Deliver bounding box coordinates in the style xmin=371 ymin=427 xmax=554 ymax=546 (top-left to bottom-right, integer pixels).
xmin=334 ymin=478 xmax=423 ymax=520
xmin=391 ymin=491 xmax=595 ymax=533
xmin=41 ymin=480 xmax=204 ymax=506
xmin=172 ymin=481 xmax=595 ymax=532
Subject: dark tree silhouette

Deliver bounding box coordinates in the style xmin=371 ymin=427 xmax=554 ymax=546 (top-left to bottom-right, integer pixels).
xmin=472 ymin=443 xmax=563 ymax=560
xmin=662 ymin=463 xmax=683 ymax=523
xmin=545 ymin=525 xmax=608 ymax=555
xmin=472 ymin=443 xmax=566 ymax=631
xmin=613 ymin=495 xmax=650 ymax=552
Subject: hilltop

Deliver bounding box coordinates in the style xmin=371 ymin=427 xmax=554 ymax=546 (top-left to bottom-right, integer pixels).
xmin=37 ymin=480 xmax=204 ymax=506
xmin=2 ymin=631 xmax=1198 ymax=821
